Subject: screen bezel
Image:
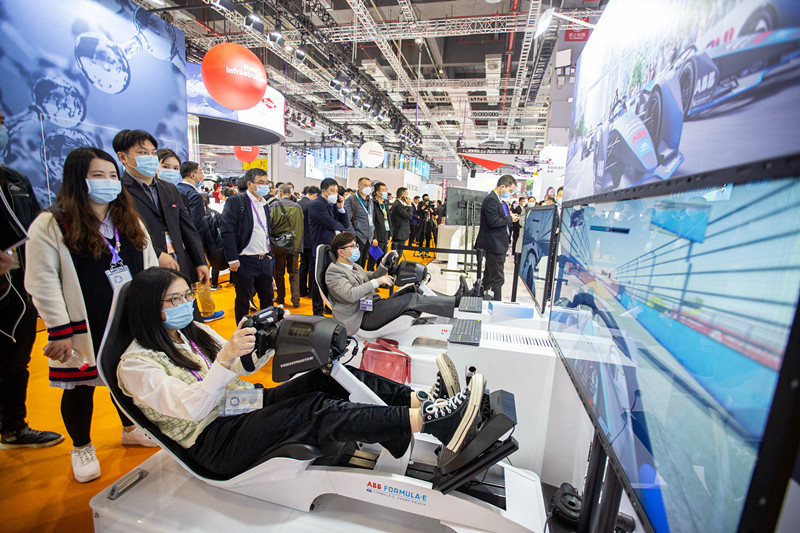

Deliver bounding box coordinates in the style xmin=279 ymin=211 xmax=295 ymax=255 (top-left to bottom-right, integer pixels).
xmin=518 ymin=204 xmax=560 ymax=316
xmin=551 ymin=154 xmax=800 ymax=533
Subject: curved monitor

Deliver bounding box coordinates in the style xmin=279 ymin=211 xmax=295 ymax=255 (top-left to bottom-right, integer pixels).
xmin=549 ymin=177 xmax=800 ymax=532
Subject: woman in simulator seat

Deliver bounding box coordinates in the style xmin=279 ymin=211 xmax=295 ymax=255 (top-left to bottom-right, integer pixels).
xmin=117 ymin=267 xmax=484 ymax=478
xmin=324 ymin=232 xmax=467 ymax=335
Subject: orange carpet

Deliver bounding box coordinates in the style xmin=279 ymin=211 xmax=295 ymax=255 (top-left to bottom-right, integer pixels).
xmin=0 ymin=250 xmax=430 ymax=532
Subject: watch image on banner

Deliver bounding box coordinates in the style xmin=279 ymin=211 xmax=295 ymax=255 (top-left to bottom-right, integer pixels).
xmin=565 ymin=0 xmax=800 ymax=201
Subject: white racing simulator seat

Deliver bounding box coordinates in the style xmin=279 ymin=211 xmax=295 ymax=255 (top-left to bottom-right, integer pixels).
xmin=315 ymin=244 xmax=449 ymax=345
xmin=92 ymin=282 xmax=548 ymax=533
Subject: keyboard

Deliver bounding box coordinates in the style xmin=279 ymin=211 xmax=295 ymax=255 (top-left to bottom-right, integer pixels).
xmin=458 ymin=296 xmax=483 ymax=313
xmin=448 ymin=319 xmax=482 ymax=346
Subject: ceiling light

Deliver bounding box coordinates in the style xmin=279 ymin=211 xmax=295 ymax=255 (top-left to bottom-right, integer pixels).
xmin=248 ymin=14 xmax=261 ymax=23
xmin=341 ymin=82 xmax=352 ymax=95
xmin=267 ymin=30 xmax=285 ymax=48
xmin=294 ymin=48 xmax=306 ymax=62
xmin=414 ymin=37 xmax=424 ymax=44
xmin=211 ymin=0 xmax=236 ymax=11
xmin=352 ymin=90 xmax=362 ymax=103
xmin=149 ymin=0 xmax=165 ymax=5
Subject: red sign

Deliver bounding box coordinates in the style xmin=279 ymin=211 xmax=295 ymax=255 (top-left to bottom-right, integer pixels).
xmin=565 ymin=17 xmax=592 ymax=42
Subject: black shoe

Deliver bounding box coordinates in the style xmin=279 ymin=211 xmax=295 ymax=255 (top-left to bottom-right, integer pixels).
xmin=453 ymin=275 xmax=469 ymax=306
xmin=249 ymin=299 xmax=258 ymax=312
xmin=421 ymin=374 xmax=484 ymax=454
xmin=0 ymin=425 xmax=64 ymax=449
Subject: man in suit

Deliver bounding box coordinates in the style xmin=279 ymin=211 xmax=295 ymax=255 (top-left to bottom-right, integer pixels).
xmin=269 ymin=184 xmax=303 ymax=308
xmin=308 ymin=178 xmax=349 ymax=316
xmin=297 ymin=185 xmax=319 ymax=297
xmin=220 ymin=168 xmax=274 ymax=323
xmin=410 ymin=196 xmax=420 ymax=245
xmin=325 ymin=233 xmax=462 ymax=335
xmin=114 ymin=130 xmax=209 ymax=296
xmin=343 ymin=176 xmax=373 ymax=268
xmin=390 ymin=186 xmax=412 ymax=257
xmin=474 ymin=174 xmax=519 ymax=301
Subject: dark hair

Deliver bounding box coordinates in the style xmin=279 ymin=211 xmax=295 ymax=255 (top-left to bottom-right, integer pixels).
xmin=557 ymin=186 xmax=563 ymax=193
xmin=373 ymin=181 xmax=386 ymax=194
xmin=157 ymin=148 xmax=179 ymax=165
xmin=52 ymin=147 xmax=148 ymax=258
xmin=544 ymin=195 xmax=556 ymax=204
xmin=244 ymin=168 xmax=267 ymax=183
xmin=320 ymin=178 xmax=338 ymax=191
xmin=497 ymin=174 xmax=516 ymax=188
xmin=396 ymin=187 xmax=407 ymax=198
xmin=223 ymin=188 xmax=236 ymax=198
xmin=357 ymin=177 xmax=370 ymax=186
xmin=180 ymin=161 xmax=200 ymax=178
xmin=339 ymin=186 xmax=347 ymax=196
xmin=330 ymin=232 xmax=356 ymax=256
xmin=127 ymin=267 xmax=222 ymax=371
xmin=413 ymin=196 xmax=420 ymax=200
xmin=112 ymin=129 xmax=158 ymax=154
xmin=236 ymin=176 xmax=248 ymax=192
xmin=307 ymin=185 xmax=320 ymax=196
xmin=275 ymin=182 xmax=284 ymax=189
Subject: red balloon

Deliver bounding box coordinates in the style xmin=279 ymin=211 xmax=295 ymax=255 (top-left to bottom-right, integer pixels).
xmin=201 ymin=43 xmax=267 ymax=110
xmin=234 ymin=146 xmax=260 ymax=163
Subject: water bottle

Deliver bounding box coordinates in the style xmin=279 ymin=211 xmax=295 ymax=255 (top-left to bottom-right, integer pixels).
xmin=63 ymin=350 xmax=89 ymax=371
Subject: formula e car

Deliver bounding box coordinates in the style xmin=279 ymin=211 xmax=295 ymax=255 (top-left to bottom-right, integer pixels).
xmin=676 ymin=27 xmax=800 ymax=117
xmin=591 ymin=72 xmax=685 ymax=195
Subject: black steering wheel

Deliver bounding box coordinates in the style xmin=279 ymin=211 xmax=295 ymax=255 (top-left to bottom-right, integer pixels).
xmin=383 ymin=251 xmax=400 ymax=275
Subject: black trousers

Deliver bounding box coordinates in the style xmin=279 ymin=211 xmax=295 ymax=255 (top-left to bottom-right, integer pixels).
xmin=310 ymin=250 xmax=324 ymax=316
xmin=0 ymin=280 xmax=36 ymax=433
xmin=355 ymin=237 xmax=370 ymax=268
xmin=274 ymin=251 xmax=300 ymax=307
xmin=360 ymin=290 xmax=455 ymax=331
xmin=298 ymin=247 xmax=312 ymax=296
xmin=61 ymin=386 xmax=133 ymax=447
xmin=483 ymin=252 xmax=506 ymax=301
xmin=409 ymin=224 xmax=418 ymax=245
xmin=234 ymin=255 xmax=274 ymax=323
xmin=186 ymin=367 xmax=412 ymax=478
xmin=366 ymin=241 xmax=388 ymax=271
xmin=392 ymin=239 xmax=405 ymax=257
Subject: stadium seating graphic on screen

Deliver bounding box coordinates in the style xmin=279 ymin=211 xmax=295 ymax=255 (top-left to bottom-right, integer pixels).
xmin=549 ymin=178 xmax=800 ymax=533
xmin=519 ymin=206 xmax=558 ymax=313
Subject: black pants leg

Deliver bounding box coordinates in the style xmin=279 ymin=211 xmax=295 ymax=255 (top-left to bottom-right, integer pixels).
xmin=61 ymin=386 xmax=94 ymax=447
xmin=299 ymin=248 xmax=311 ymax=296
xmin=356 ymin=238 xmax=369 ymax=268
xmin=0 ymin=287 xmax=36 ymax=433
xmin=393 ymin=240 xmax=405 ymax=258
xmin=187 ymin=368 xmax=413 ymax=477
xmin=310 ymin=251 xmax=324 ymax=316
xmin=360 ymin=292 xmax=455 ymax=331
xmin=366 ymin=241 xmax=387 ymax=271
xmin=483 ymin=252 xmax=505 ymax=301
xmin=210 ymin=267 xmax=219 ymax=287
xmin=274 ymin=253 xmax=288 ymax=305
xmin=234 ymin=256 xmax=274 ymax=323
xmin=253 ymin=256 xmax=274 ymax=310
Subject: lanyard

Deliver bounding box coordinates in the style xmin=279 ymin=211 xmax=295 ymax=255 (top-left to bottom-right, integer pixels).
xmin=355 ymin=194 xmax=372 ymax=216
xmin=103 ymin=225 xmax=123 ymax=265
xmin=249 ymin=196 xmax=267 ymax=234
xmin=378 ymin=202 xmax=388 ymax=217
xmin=187 ymin=340 xmax=212 ymax=381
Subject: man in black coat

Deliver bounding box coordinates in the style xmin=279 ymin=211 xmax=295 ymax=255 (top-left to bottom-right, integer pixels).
xmin=367 ymin=181 xmax=391 ymax=271
xmin=474 ymin=175 xmax=519 ymax=301
xmin=114 ymin=129 xmax=209 ymax=287
xmin=390 ymin=186 xmax=412 ymax=257
xmin=308 ymin=178 xmax=349 ymax=316
xmin=297 ymin=185 xmax=319 ymax=297
xmin=220 ymin=168 xmax=274 ymax=323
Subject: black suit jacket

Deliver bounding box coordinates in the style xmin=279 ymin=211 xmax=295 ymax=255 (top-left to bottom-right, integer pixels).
xmin=474 ymin=191 xmax=512 ymax=255
xmin=298 ymin=196 xmax=312 ymax=250
xmin=308 ymin=195 xmax=349 ymax=253
xmin=121 ymin=171 xmax=205 ymax=281
xmin=390 ymin=199 xmax=412 ymax=242
xmin=220 ymin=192 xmax=272 ymax=264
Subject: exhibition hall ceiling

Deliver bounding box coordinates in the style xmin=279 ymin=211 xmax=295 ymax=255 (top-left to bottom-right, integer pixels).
xmin=135 ymin=0 xmax=605 ymax=165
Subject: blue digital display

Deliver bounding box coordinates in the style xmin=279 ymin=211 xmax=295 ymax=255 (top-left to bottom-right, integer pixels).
xmin=519 ymin=205 xmax=557 ymax=313
xmin=549 ymin=178 xmax=800 ymax=532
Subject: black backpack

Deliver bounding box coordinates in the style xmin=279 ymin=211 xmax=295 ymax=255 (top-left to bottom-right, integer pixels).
xmin=200 ymin=207 xmax=228 ymax=271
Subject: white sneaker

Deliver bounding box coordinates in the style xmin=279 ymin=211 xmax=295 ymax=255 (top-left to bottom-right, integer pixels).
xmin=70 ymin=445 xmax=101 ymax=483
xmin=121 ymin=427 xmax=159 ymax=447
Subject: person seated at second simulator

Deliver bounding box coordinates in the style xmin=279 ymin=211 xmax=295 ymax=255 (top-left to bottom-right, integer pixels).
xmin=117 ymin=267 xmax=485 ymax=478
xmin=325 ymin=232 xmax=464 ymax=335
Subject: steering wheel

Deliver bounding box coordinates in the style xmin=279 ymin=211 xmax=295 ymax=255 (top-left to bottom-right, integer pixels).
xmin=384 ymin=251 xmax=400 ymax=275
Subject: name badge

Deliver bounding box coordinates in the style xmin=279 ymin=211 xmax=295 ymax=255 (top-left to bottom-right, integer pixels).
xmin=384 ymin=219 xmax=390 ymax=231
xmin=220 ymin=389 xmax=263 ymax=416
xmin=360 ymin=296 xmax=374 ymax=312
xmin=368 ymin=216 xmax=374 ymax=226
xmin=105 ymin=265 xmax=132 ymax=292
xmin=164 ymin=231 xmax=176 ymax=255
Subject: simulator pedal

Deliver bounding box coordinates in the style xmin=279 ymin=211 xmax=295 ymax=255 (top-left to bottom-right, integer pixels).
xmin=448 ymin=318 xmax=482 ymax=346
xmin=458 ymin=296 xmax=483 ymax=313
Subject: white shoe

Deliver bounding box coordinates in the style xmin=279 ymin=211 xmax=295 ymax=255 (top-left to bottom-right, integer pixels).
xmin=70 ymin=445 xmax=101 ymax=483
xmin=121 ymin=427 xmax=159 ymax=447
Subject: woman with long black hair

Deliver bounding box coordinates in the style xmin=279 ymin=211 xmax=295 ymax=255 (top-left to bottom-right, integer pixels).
xmin=25 ymin=147 xmax=159 ymax=483
xmin=118 ymin=267 xmax=485 ymax=479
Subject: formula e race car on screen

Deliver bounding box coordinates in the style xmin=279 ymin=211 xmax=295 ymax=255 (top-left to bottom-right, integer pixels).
xmin=675 ymin=27 xmax=800 ymax=118
xmin=591 ymin=72 xmax=685 ymax=195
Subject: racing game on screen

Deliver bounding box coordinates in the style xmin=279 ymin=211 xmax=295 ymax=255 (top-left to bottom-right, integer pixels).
xmin=519 ymin=205 xmax=558 ymax=313
xmin=565 ymin=0 xmax=800 ymax=201
xmin=549 ymin=178 xmax=800 ymax=533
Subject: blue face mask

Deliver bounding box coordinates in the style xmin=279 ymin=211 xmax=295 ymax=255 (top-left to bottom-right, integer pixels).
xmin=256 ymin=184 xmax=270 ymax=197
xmin=0 ymin=124 xmax=8 ymax=154
xmin=163 ymin=300 xmax=195 ymax=330
xmin=86 ymin=178 xmax=122 ymax=204
xmin=348 ymin=248 xmax=360 ymax=263
xmin=501 ymin=191 xmax=511 ymax=199
xmin=159 ymin=168 xmax=182 ymax=184
xmin=381 ymin=191 xmax=388 ymax=199
xmin=133 ymin=155 xmax=159 ymax=177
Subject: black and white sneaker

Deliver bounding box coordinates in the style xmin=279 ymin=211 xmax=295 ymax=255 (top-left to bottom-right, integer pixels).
xmin=421 ymin=373 xmax=485 ymax=454
xmin=0 ymin=425 xmax=64 ymax=449
xmin=429 ymin=352 xmax=460 ymax=400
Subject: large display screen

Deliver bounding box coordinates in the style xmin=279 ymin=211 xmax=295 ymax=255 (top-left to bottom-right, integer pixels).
xmin=565 ymin=0 xmax=800 ymax=201
xmin=549 ymin=177 xmax=800 ymax=532
xmin=519 ymin=205 xmax=559 ymax=314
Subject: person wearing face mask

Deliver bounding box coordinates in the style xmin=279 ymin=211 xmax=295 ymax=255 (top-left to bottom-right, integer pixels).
xmin=268 ymin=184 xmax=304 ymax=309
xmin=325 ymin=233 xmax=465 ymax=336
xmin=474 ymin=175 xmax=520 ymax=301
xmin=24 ymin=147 xmax=159 ymax=483
xmin=511 ymin=195 xmax=524 ymax=253
xmin=343 ymin=177 xmax=374 ymax=268
xmin=308 ymin=178 xmax=350 ymax=316
xmin=113 ymin=130 xmax=209 ymax=314
xmin=390 ymin=187 xmax=413 ymax=257
xmin=220 ymin=168 xmax=275 ymax=324
xmin=367 ymin=182 xmax=391 ymax=271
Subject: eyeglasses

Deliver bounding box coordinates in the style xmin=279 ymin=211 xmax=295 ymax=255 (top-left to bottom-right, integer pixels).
xmin=162 ymin=289 xmax=196 ymax=308
xmin=342 ymin=243 xmax=358 ymax=250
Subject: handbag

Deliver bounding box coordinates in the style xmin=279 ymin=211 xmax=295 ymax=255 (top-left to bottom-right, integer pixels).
xmin=360 ymin=338 xmax=411 ymax=385
xmin=270 ymin=202 xmax=296 ymax=255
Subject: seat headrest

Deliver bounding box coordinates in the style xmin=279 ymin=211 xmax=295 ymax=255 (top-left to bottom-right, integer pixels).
xmin=315 ymin=244 xmax=335 ymax=298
